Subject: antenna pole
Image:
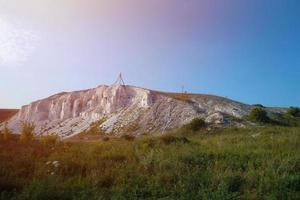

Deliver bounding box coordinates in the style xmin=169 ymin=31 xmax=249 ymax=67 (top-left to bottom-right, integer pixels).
xmin=114 ymin=73 xmax=126 ymax=85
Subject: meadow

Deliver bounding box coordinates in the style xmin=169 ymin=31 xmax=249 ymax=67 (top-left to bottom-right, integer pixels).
xmin=0 ymin=126 xmax=299 ymax=200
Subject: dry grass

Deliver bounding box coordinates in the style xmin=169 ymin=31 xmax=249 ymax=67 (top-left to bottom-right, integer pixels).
xmin=159 ymin=92 xmax=193 ymax=102
xmin=0 ymin=126 xmax=299 ymax=200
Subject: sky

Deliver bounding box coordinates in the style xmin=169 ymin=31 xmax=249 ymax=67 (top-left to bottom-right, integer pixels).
xmin=0 ymin=0 xmax=299 ymax=108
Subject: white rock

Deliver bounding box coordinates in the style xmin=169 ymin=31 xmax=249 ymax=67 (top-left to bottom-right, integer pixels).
xmin=3 ymin=85 xmax=251 ymax=138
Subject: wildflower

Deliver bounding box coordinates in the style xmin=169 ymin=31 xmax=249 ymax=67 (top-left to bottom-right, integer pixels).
xmin=52 ymin=161 xmax=60 ymax=168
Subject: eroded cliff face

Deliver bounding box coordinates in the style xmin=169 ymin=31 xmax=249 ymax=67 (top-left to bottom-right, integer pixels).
xmin=4 ymin=85 xmax=251 ymax=138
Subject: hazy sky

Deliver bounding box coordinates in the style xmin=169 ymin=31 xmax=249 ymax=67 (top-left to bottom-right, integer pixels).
xmin=0 ymin=0 xmax=299 ymax=108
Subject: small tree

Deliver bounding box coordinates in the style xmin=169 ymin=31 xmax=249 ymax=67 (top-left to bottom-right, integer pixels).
xmin=249 ymin=107 xmax=269 ymax=123
xmin=20 ymin=121 xmax=35 ymax=143
xmin=3 ymin=122 xmax=12 ymax=141
xmin=253 ymin=104 xmax=265 ymax=108
xmin=186 ymin=118 xmax=206 ymax=131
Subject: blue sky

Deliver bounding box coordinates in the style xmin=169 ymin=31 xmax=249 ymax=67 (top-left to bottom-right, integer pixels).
xmin=0 ymin=0 xmax=299 ymax=108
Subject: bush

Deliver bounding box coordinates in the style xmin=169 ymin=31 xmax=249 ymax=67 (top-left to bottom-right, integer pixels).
xmin=121 ymin=134 xmax=135 ymax=141
xmin=40 ymin=134 xmax=59 ymax=146
xmin=20 ymin=122 xmax=36 ymax=143
xmin=272 ymin=111 xmax=300 ymax=127
xmin=186 ymin=118 xmax=206 ymax=131
xmin=287 ymin=107 xmax=300 ymax=117
xmin=102 ymin=136 xmax=110 ymax=141
xmin=253 ymin=104 xmax=265 ymax=108
xmin=249 ymin=107 xmax=269 ymax=123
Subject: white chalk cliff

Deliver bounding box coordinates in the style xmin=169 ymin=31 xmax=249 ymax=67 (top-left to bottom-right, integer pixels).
xmin=4 ymin=84 xmax=251 ymax=138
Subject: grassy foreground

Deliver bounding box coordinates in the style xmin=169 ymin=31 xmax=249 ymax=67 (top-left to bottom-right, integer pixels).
xmin=0 ymin=126 xmax=299 ymax=200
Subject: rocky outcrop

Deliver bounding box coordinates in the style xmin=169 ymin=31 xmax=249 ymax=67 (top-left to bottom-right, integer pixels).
xmin=3 ymin=85 xmax=252 ymax=138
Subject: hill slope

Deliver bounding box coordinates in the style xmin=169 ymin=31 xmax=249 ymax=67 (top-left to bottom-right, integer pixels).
xmin=0 ymin=109 xmax=19 ymax=123
xmin=3 ymin=84 xmax=252 ymax=138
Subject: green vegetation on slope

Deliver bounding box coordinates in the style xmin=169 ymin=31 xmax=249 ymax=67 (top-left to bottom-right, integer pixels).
xmin=0 ymin=126 xmax=299 ymax=200
xmin=249 ymin=107 xmax=270 ymax=123
xmin=248 ymin=106 xmax=300 ymax=127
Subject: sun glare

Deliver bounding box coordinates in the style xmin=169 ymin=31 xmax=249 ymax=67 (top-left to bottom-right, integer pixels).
xmin=0 ymin=17 xmax=39 ymax=66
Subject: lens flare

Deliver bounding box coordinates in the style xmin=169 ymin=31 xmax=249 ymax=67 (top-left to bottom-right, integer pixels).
xmin=0 ymin=17 xmax=39 ymax=66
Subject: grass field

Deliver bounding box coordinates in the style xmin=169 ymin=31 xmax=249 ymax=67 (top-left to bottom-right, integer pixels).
xmin=0 ymin=126 xmax=299 ymax=200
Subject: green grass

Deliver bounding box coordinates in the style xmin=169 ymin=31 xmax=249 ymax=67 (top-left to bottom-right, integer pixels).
xmin=0 ymin=126 xmax=299 ymax=200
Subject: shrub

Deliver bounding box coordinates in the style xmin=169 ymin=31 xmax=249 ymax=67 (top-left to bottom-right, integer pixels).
xmin=121 ymin=134 xmax=135 ymax=141
xmin=20 ymin=121 xmax=36 ymax=143
xmin=287 ymin=107 xmax=300 ymax=117
xmin=40 ymin=134 xmax=59 ymax=146
xmin=249 ymin=107 xmax=269 ymax=123
xmin=273 ymin=111 xmax=300 ymax=127
xmin=185 ymin=118 xmax=206 ymax=131
xmin=253 ymin=104 xmax=265 ymax=108
xmin=102 ymin=136 xmax=110 ymax=141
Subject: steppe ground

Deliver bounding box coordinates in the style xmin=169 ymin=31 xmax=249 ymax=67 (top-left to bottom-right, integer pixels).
xmin=0 ymin=126 xmax=299 ymax=200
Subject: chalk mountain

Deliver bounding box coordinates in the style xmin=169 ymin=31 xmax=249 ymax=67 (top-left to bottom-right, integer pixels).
xmin=3 ymin=84 xmax=252 ymax=138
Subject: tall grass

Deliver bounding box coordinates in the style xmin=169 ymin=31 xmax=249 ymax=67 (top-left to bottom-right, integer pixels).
xmin=0 ymin=126 xmax=299 ymax=199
